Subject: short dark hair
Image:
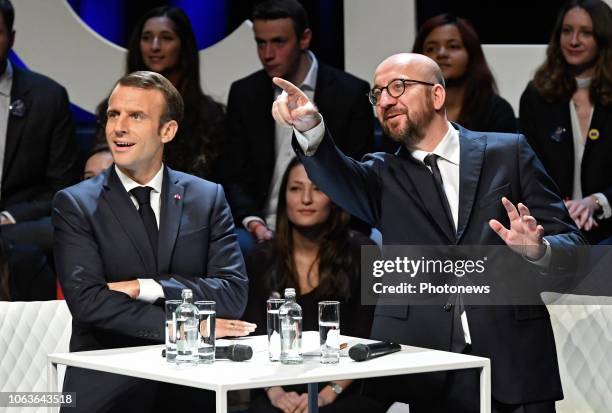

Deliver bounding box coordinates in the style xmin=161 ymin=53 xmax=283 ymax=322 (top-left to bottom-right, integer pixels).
xmin=0 ymin=0 xmax=14 ymax=32
xmin=114 ymin=71 xmax=184 ymax=126
xmin=252 ymin=0 xmax=309 ymax=38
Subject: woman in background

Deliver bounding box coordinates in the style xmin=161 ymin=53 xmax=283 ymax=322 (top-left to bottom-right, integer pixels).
xmin=97 ymin=6 xmax=226 ymax=180
xmin=243 ymin=158 xmax=380 ymax=413
xmin=519 ymin=0 xmax=612 ymax=244
xmin=413 ymin=13 xmax=516 ymax=133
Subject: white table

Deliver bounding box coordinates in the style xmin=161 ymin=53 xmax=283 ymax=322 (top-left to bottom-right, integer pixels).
xmin=48 ymin=334 xmax=490 ymax=413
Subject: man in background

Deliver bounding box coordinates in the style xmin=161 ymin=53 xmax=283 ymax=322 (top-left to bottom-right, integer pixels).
xmin=223 ymin=0 xmax=374 ymax=244
xmin=0 ymin=0 xmax=79 ymax=255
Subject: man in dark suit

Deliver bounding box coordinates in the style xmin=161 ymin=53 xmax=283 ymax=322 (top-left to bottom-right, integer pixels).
xmin=53 ymin=71 xmax=248 ymax=412
xmin=271 ymin=53 xmax=585 ymax=412
xmin=223 ymin=0 xmax=373 ymax=243
xmin=0 ymin=0 xmax=79 ymax=254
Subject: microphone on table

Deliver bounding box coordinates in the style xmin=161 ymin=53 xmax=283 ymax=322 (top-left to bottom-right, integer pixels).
xmin=215 ymin=344 xmax=253 ymax=361
xmin=161 ymin=344 xmax=253 ymax=362
xmin=348 ymin=341 xmax=401 ymax=362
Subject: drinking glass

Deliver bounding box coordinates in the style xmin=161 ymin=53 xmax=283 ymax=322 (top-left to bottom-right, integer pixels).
xmin=267 ymin=298 xmax=284 ymax=361
xmin=318 ymin=301 xmax=340 ymax=364
xmin=195 ymin=301 xmax=216 ymax=364
xmin=164 ymin=300 xmax=182 ymax=363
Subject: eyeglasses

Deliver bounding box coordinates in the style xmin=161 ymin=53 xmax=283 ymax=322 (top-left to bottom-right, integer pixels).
xmin=367 ymin=78 xmax=435 ymax=105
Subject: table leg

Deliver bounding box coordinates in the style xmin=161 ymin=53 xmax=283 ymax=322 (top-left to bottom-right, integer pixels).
xmin=480 ymin=361 xmax=491 ymax=413
xmin=307 ymin=383 xmax=318 ymax=413
xmin=216 ymin=390 xmax=227 ymax=413
xmin=47 ymin=360 xmax=58 ymax=413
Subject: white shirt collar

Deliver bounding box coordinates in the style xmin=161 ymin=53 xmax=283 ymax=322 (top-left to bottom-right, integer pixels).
xmin=411 ymin=122 xmax=460 ymax=165
xmin=114 ymin=164 xmax=164 ymax=194
xmin=273 ymin=50 xmax=318 ymax=93
xmin=0 ymin=60 xmax=13 ymax=97
xmin=300 ymin=50 xmax=318 ymax=91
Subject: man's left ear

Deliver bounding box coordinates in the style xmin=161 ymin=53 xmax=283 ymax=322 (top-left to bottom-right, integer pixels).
xmin=9 ymin=30 xmax=15 ymax=49
xmin=432 ymin=84 xmax=446 ymax=111
xmin=299 ymin=28 xmax=312 ymax=51
xmin=160 ymin=120 xmax=178 ymax=144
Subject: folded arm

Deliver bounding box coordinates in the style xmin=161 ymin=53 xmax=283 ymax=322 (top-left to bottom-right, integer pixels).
xmin=53 ymin=190 xmax=165 ymax=341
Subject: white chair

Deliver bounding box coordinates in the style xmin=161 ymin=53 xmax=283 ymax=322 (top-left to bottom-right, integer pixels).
xmin=0 ymin=300 xmax=71 ymax=413
xmin=543 ymin=292 xmax=612 ymax=413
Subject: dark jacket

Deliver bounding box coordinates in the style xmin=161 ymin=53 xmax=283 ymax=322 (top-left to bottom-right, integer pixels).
xmin=520 ymin=81 xmax=612 ymax=244
xmin=53 ymin=166 xmax=248 ymax=353
xmin=295 ymin=123 xmax=584 ymax=405
xmin=2 ymin=66 xmax=79 ymax=221
xmin=222 ymin=62 xmax=374 ymax=224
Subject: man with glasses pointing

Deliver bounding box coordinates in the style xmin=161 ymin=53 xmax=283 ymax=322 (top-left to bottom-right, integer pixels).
xmin=272 ymin=53 xmax=583 ymax=412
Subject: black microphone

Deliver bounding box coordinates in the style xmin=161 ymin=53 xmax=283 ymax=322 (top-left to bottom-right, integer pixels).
xmin=348 ymin=341 xmax=401 ymax=362
xmin=161 ymin=344 xmax=253 ymax=361
xmin=215 ymin=344 xmax=253 ymax=361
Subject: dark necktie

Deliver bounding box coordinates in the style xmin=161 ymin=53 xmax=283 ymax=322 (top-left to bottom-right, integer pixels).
xmin=130 ymin=186 xmax=158 ymax=257
xmin=423 ymin=153 xmax=455 ymax=234
xmin=424 ymin=154 xmax=468 ymax=352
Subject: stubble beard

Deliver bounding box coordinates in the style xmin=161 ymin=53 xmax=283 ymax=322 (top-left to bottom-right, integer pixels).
xmin=383 ymin=105 xmax=435 ymax=148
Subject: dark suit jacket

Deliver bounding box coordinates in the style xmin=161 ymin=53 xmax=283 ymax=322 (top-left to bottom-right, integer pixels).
xmin=294 ymin=124 xmax=585 ymax=405
xmin=222 ymin=61 xmax=374 ymax=224
xmin=2 ymin=66 xmax=79 ymax=221
xmin=520 ymin=81 xmax=612 ymax=243
xmin=52 ymin=166 xmax=248 ymax=353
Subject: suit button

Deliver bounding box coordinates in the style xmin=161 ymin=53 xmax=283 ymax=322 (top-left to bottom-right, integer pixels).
xmin=443 ymin=303 xmax=452 ymax=312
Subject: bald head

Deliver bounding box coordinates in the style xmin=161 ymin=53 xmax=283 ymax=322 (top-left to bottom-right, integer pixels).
xmin=371 ymin=53 xmax=448 ymax=151
xmin=374 ymin=53 xmax=445 ymax=87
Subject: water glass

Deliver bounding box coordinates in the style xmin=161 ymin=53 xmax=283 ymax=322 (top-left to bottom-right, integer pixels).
xmin=267 ymin=298 xmax=284 ymax=361
xmin=164 ymin=300 xmax=182 ymax=363
xmin=195 ymin=301 xmax=216 ymax=364
xmin=318 ymin=301 xmax=340 ymax=364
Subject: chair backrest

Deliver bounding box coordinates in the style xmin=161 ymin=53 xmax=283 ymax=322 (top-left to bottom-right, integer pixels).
xmin=0 ymin=300 xmax=71 ymax=411
xmin=543 ymin=293 xmax=612 ymax=412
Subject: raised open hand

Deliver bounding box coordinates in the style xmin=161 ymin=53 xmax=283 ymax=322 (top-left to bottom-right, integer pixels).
xmin=489 ymin=197 xmax=546 ymax=260
xmin=272 ymin=77 xmax=321 ymax=132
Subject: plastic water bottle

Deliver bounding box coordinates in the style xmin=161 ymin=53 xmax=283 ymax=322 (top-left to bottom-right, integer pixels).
xmin=175 ymin=289 xmax=199 ymax=365
xmin=279 ymin=288 xmax=303 ymax=364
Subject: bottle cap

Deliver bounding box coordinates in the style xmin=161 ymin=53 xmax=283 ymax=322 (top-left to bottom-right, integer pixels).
xmin=284 ymin=288 xmax=296 ymax=297
xmin=181 ymin=289 xmax=193 ymax=299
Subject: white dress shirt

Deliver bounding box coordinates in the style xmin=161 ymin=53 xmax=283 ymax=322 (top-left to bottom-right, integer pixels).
xmin=114 ymin=165 xmax=164 ymax=302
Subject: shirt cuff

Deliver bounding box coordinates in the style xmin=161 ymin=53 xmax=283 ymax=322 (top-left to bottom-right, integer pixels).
xmin=137 ymin=278 xmax=164 ymax=303
xmin=1 ymin=211 xmax=16 ymax=224
xmin=242 ymin=216 xmax=266 ymax=230
xmin=294 ymin=116 xmax=325 ymax=156
xmin=526 ymin=238 xmax=551 ymax=268
xmin=592 ymin=193 xmax=611 ymax=219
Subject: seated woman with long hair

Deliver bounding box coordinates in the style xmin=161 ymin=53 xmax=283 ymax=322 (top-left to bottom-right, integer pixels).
xmin=243 ymin=158 xmax=380 ymax=413
xmin=519 ymin=0 xmax=612 ymax=244
xmin=413 ymin=13 xmax=516 ymax=133
xmin=96 ymin=6 xmax=225 ymax=180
